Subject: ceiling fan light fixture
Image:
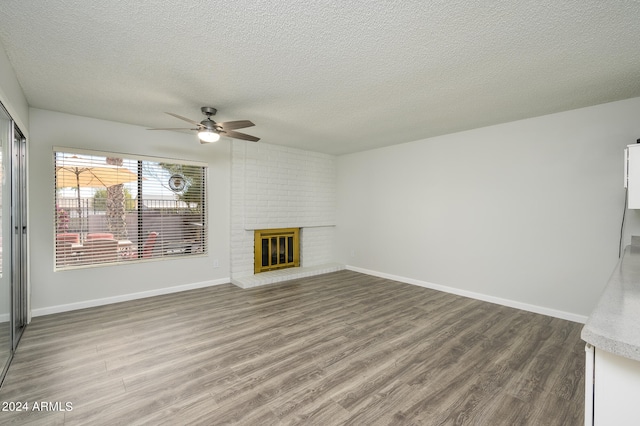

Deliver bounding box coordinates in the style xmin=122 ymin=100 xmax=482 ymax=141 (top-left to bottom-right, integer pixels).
xmin=198 ymin=129 xmax=220 ymax=143
xmin=149 ymin=107 xmax=258 ymax=143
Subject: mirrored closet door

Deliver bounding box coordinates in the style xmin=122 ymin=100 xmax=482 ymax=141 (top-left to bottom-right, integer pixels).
xmin=0 ymin=103 xmax=28 ymax=386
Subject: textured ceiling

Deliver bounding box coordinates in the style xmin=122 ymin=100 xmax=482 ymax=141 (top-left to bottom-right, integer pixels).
xmin=0 ymin=1 xmax=639 ymax=155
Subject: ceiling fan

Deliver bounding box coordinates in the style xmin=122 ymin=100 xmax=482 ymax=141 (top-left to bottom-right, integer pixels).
xmin=148 ymin=106 xmax=259 ymax=144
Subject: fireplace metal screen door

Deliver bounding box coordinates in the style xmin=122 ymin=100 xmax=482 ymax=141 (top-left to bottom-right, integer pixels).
xmin=254 ymin=228 xmax=300 ymax=273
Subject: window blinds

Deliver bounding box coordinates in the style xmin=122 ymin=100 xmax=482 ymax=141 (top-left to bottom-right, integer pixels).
xmin=54 ymin=150 xmax=207 ymax=269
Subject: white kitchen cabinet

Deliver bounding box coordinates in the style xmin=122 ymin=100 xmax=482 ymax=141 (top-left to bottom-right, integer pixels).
xmin=585 ymin=345 xmax=640 ymax=425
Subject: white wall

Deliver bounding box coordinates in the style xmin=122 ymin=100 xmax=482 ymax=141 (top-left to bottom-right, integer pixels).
xmin=29 ymin=108 xmax=230 ymax=314
xmin=0 ymin=42 xmax=28 ymax=131
xmin=336 ymin=97 xmax=640 ymax=320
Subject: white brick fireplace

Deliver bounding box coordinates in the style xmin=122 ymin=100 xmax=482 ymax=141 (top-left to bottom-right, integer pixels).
xmin=230 ymin=141 xmax=343 ymax=288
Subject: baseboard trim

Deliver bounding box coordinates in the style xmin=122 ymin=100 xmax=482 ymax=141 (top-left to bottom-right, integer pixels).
xmin=346 ymin=266 xmax=587 ymax=324
xmin=31 ymin=268 xmax=589 ymax=323
xmin=31 ymin=278 xmax=230 ymax=317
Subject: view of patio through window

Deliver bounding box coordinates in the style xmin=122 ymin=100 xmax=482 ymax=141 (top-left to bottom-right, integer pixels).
xmin=54 ymin=149 xmax=207 ymax=269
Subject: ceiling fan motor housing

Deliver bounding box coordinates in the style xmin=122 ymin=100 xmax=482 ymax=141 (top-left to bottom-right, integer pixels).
xmin=201 ymin=106 xmax=217 ymax=117
xmin=200 ymin=119 xmax=218 ymax=131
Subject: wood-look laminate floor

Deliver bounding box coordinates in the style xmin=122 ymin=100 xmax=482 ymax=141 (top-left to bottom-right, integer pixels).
xmin=0 ymin=271 xmax=584 ymax=425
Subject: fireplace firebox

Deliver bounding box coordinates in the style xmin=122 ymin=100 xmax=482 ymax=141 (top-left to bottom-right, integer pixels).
xmin=254 ymin=228 xmax=300 ymax=273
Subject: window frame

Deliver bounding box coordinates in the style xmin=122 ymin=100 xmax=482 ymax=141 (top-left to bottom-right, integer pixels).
xmin=53 ymin=147 xmax=208 ymax=270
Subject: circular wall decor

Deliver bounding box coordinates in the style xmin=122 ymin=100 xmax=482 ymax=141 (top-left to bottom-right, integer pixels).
xmin=168 ymin=173 xmax=186 ymax=192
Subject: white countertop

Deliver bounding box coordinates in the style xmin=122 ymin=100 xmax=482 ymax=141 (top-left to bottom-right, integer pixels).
xmin=582 ymin=245 xmax=640 ymax=361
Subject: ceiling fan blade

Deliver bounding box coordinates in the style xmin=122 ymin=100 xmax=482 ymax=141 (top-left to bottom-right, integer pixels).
xmin=165 ymin=112 xmax=202 ymax=127
xmin=224 ymin=130 xmax=260 ymax=142
xmin=147 ymin=127 xmax=196 ymax=131
xmin=218 ymin=120 xmax=255 ymax=131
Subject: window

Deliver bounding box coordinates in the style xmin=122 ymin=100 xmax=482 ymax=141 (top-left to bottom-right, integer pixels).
xmin=54 ymin=149 xmax=207 ymax=269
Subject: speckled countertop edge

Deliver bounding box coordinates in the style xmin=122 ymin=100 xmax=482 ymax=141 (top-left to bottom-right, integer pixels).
xmin=581 ymin=245 xmax=640 ymax=361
